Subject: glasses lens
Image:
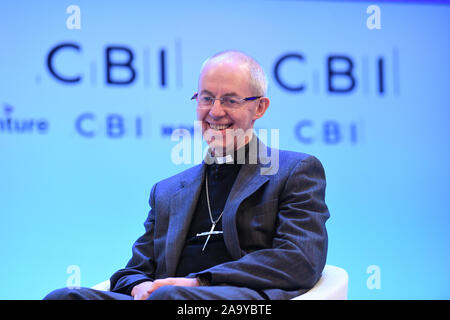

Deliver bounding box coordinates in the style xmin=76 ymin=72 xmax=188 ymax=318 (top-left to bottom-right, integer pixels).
xmin=196 ymin=95 xmax=212 ymax=108
xmin=198 ymin=96 xmax=206 ymax=104
xmin=222 ymin=97 xmax=241 ymax=108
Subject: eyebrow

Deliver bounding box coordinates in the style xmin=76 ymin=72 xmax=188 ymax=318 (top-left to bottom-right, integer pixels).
xmin=199 ymin=90 xmax=240 ymax=97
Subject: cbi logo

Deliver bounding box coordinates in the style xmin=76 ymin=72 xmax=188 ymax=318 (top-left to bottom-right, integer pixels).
xmin=45 ymin=41 xmax=181 ymax=87
xmin=272 ymin=50 xmax=400 ymax=95
xmin=74 ymin=112 xmax=149 ymax=139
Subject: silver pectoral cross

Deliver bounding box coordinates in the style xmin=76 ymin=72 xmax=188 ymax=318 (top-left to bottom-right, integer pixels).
xmin=196 ymin=222 xmax=223 ymax=252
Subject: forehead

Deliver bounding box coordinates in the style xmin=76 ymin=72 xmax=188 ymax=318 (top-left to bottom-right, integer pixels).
xmin=199 ymin=59 xmax=252 ymax=94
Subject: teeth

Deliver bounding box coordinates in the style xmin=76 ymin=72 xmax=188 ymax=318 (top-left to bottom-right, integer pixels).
xmin=209 ymin=123 xmax=231 ymax=130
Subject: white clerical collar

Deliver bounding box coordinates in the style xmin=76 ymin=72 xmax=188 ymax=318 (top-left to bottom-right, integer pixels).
xmin=214 ymin=154 xmax=234 ymax=164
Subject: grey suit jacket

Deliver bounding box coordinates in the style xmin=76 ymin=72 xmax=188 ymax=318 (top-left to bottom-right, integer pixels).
xmin=110 ymin=139 xmax=329 ymax=300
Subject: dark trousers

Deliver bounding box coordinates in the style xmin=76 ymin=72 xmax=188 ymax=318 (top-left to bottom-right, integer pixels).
xmin=44 ymin=285 xmax=267 ymax=300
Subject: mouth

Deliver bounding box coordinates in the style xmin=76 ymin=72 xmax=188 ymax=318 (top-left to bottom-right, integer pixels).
xmin=206 ymin=122 xmax=233 ymax=131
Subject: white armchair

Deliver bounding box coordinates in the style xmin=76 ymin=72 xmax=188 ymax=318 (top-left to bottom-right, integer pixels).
xmin=91 ymin=264 xmax=348 ymax=300
xmin=291 ymin=265 xmax=348 ymax=300
xmin=91 ymin=279 xmax=111 ymax=291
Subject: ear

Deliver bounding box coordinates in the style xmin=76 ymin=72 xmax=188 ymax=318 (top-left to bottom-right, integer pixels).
xmin=252 ymin=97 xmax=270 ymax=120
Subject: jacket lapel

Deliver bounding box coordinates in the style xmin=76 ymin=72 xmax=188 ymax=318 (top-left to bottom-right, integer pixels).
xmin=165 ymin=164 xmax=205 ymax=276
xmin=222 ymin=163 xmax=269 ymax=260
xmin=222 ymin=137 xmax=272 ymax=259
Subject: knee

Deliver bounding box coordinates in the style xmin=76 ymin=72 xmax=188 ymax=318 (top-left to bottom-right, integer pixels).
xmin=148 ymin=285 xmax=190 ymax=300
xmin=43 ymin=287 xmax=87 ymax=300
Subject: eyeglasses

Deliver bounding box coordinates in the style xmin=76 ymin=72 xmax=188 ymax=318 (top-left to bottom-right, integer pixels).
xmin=191 ymin=93 xmax=262 ymax=109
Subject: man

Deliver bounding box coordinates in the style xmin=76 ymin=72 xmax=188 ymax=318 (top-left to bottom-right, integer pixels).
xmin=45 ymin=50 xmax=329 ymax=300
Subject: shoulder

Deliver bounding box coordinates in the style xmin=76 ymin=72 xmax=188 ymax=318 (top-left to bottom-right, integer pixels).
xmin=148 ymin=164 xmax=203 ymax=207
xmin=278 ymin=148 xmax=313 ymax=163
xmin=156 ymin=163 xmax=203 ymax=189
xmin=268 ymin=146 xmax=325 ymax=177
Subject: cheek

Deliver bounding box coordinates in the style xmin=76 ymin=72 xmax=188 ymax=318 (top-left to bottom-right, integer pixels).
xmin=229 ymin=110 xmax=253 ymax=127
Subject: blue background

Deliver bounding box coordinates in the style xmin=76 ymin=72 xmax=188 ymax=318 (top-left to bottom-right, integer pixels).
xmin=1 ymin=0 xmax=449 ymax=299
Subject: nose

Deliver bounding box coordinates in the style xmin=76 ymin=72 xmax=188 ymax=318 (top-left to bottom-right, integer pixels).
xmin=208 ymin=99 xmax=226 ymax=119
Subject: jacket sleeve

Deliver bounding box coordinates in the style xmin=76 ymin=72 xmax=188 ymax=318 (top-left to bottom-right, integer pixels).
xmin=109 ymin=184 xmax=157 ymax=295
xmin=190 ymin=156 xmax=330 ymax=291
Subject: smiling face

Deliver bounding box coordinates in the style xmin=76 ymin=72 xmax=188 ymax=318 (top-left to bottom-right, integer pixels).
xmin=196 ymin=56 xmax=269 ymax=156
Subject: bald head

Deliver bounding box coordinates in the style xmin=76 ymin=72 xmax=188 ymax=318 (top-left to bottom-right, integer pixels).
xmin=199 ymin=50 xmax=268 ymax=96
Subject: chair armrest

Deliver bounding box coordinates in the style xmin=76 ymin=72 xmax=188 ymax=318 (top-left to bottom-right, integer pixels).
xmin=91 ymin=280 xmax=111 ymax=291
xmin=292 ymin=265 xmax=349 ymax=300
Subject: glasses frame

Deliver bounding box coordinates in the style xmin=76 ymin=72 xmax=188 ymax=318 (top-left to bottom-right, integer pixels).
xmin=191 ymin=93 xmax=263 ymax=109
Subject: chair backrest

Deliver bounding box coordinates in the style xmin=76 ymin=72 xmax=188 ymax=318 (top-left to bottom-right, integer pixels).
xmin=291 ymin=265 xmax=348 ymax=300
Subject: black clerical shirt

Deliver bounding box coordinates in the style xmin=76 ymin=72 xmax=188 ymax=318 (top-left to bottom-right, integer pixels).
xmin=175 ymin=159 xmax=242 ymax=277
